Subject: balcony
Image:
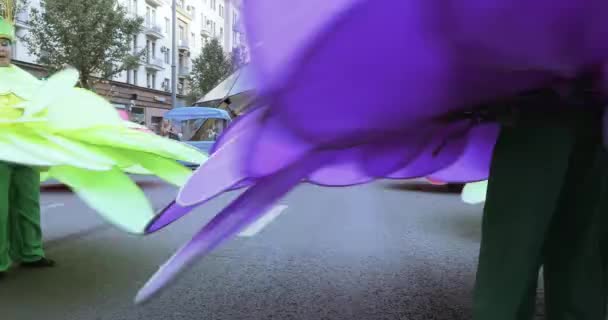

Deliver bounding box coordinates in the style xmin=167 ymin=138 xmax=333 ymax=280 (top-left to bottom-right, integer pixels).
xmin=145 ymin=57 xmax=165 ymax=71
xmin=144 ymin=23 xmax=163 ymax=38
xmin=178 ymin=65 xmax=191 ymax=78
xmin=178 ymin=39 xmax=190 ymax=51
xmin=145 ymin=0 xmax=164 ymax=7
xmin=201 ymin=27 xmax=211 ymax=38
xmin=176 ymin=4 xmax=193 ymax=21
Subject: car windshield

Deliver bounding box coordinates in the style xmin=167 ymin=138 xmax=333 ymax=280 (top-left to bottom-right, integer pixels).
xmin=162 ymin=118 xmax=227 ymax=142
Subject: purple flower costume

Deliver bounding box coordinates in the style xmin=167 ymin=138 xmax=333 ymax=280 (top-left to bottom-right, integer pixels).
xmin=135 ymin=0 xmax=608 ymax=303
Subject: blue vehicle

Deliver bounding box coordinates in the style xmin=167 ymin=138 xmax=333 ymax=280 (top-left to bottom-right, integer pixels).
xmin=162 ymin=107 xmax=232 ymax=166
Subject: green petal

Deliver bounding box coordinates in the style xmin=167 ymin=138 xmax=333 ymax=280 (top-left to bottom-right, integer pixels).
xmin=461 ymin=180 xmax=488 ymax=204
xmin=1 ymin=129 xmax=110 ymax=170
xmin=0 ymin=134 xmax=56 ymax=166
xmin=70 ymin=128 xmax=208 ymax=164
xmin=0 ymin=65 xmax=41 ymax=100
xmin=119 ymin=149 xmax=194 ymax=186
xmin=34 ymin=129 xmax=117 ymax=169
xmin=81 ymin=145 xmax=192 ymax=185
xmin=45 ymin=88 xmax=124 ymax=130
xmin=22 ymin=68 xmax=79 ymax=116
xmin=40 ymin=171 xmax=50 ymax=182
xmin=48 ymin=166 xmax=155 ymax=234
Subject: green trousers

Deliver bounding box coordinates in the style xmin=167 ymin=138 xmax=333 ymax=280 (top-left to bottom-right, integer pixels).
xmin=472 ymin=113 xmax=608 ymax=320
xmin=0 ymin=162 xmax=45 ymax=272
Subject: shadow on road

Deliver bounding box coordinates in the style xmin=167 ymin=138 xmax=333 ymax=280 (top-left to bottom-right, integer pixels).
xmin=382 ymin=182 xmax=464 ymax=194
xmin=41 ymin=180 xmax=167 ymax=193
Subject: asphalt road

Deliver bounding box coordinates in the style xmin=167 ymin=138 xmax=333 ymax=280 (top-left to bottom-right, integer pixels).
xmin=0 ymin=178 xmax=544 ymax=320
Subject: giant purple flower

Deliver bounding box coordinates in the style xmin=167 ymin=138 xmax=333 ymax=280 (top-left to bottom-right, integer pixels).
xmin=134 ymin=0 xmax=608 ymax=303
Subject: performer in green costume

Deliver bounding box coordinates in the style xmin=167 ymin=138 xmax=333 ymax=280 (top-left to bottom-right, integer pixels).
xmin=0 ymin=12 xmax=54 ymax=277
xmin=472 ymin=80 xmax=608 ymax=319
xmin=0 ymin=0 xmax=208 ymax=279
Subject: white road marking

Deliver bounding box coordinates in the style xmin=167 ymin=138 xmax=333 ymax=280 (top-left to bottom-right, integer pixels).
xmin=238 ymin=205 xmax=288 ymax=237
xmin=42 ymin=203 xmax=64 ymax=212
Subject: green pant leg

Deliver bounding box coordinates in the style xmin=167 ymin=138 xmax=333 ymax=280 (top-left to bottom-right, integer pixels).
xmin=472 ymin=123 xmax=575 ymax=320
xmin=542 ymin=130 xmax=606 ymax=320
xmin=0 ymin=162 xmax=12 ymax=271
xmin=9 ymin=165 xmax=44 ymax=262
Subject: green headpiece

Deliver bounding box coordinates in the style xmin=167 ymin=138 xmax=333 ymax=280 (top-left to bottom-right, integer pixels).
xmin=0 ymin=0 xmax=16 ymax=42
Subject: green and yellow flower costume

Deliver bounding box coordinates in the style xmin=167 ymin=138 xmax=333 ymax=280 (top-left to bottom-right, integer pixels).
xmin=0 ymin=4 xmax=207 ymax=234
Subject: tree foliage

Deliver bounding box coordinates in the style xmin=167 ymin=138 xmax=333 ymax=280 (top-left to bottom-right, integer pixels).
xmin=187 ymin=38 xmax=232 ymax=104
xmin=23 ymin=0 xmax=143 ymax=89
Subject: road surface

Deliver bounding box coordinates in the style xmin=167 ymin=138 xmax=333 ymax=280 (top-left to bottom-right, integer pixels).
xmin=0 ymin=178 xmax=545 ymax=320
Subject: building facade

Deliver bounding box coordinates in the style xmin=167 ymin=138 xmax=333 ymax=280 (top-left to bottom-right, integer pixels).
xmin=11 ymin=0 xmax=246 ymax=133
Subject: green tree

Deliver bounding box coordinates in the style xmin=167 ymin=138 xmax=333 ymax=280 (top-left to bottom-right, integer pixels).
xmin=187 ymin=38 xmax=232 ymax=104
xmin=23 ymin=0 xmax=143 ymax=89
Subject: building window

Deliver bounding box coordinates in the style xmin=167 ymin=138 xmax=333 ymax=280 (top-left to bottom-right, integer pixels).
xmin=152 ymin=73 xmax=156 ymax=89
xmin=146 ymin=72 xmax=151 ymax=88
xmin=164 ymin=49 xmax=170 ymax=64
xmin=133 ymin=69 xmax=138 ymax=85
xmin=179 ymin=25 xmax=185 ymax=41
xmin=165 ymin=17 xmax=170 ymax=33
xmin=219 ymin=27 xmax=223 ymax=39
xmin=191 ymin=32 xmax=195 ymax=47
xmin=146 ymin=6 xmax=151 ymax=26
xmin=178 ymin=79 xmax=184 ymax=95
xmin=151 ymin=41 xmax=156 ymax=58
xmin=219 ymin=5 xmax=224 ymax=18
xmin=232 ymin=12 xmax=237 ymax=26
xmin=233 ymin=30 xmax=237 ymax=44
xmin=130 ymin=107 xmax=145 ymax=125
xmin=162 ymin=78 xmax=170 ymax=92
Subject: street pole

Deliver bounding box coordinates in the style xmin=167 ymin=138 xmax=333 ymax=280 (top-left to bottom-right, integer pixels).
xmin=171 ymin=0 xmax=177 ymax=108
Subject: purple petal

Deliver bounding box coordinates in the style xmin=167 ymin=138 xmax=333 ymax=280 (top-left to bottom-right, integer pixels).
xmin=427 ymin=123 xmax=499 ymax=182
xmin=246 ymin=116 xmax=314 ymax=177
xmin=175 ymin=136 xmax=247 ymax=207
xmin=210 ymin=106 xmax=266 ymax=154
xmin=386 ymin=122 xmax=471 ymax=179
xmin=145 ymin=201 xmax=195 ymax=234
xmin=243 ymin=0 xmax=359 ymax=92
xmin=176 ymin=123 xmax=261 ymax=207
xmin=135 ymin=151 xmax=332 ymax=304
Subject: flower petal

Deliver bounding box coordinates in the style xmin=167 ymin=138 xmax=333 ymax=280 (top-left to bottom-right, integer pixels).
xmin=48 ymin=166 xmax=155 ymax=234
xmin=135 ymin=151 xmax=332 ymax=303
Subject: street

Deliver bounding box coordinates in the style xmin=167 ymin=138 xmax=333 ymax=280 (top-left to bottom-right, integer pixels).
xmin=0 ymin=178 xmax=543 ymax=320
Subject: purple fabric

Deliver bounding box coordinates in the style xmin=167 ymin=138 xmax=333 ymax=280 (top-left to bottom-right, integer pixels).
xmin=135 ymin=0 xmax=608 ymax=302
xmin=428 ymin=123 xmax=500 ymax=182
xmin=146 ymin=201 xmax=195 ymax=233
